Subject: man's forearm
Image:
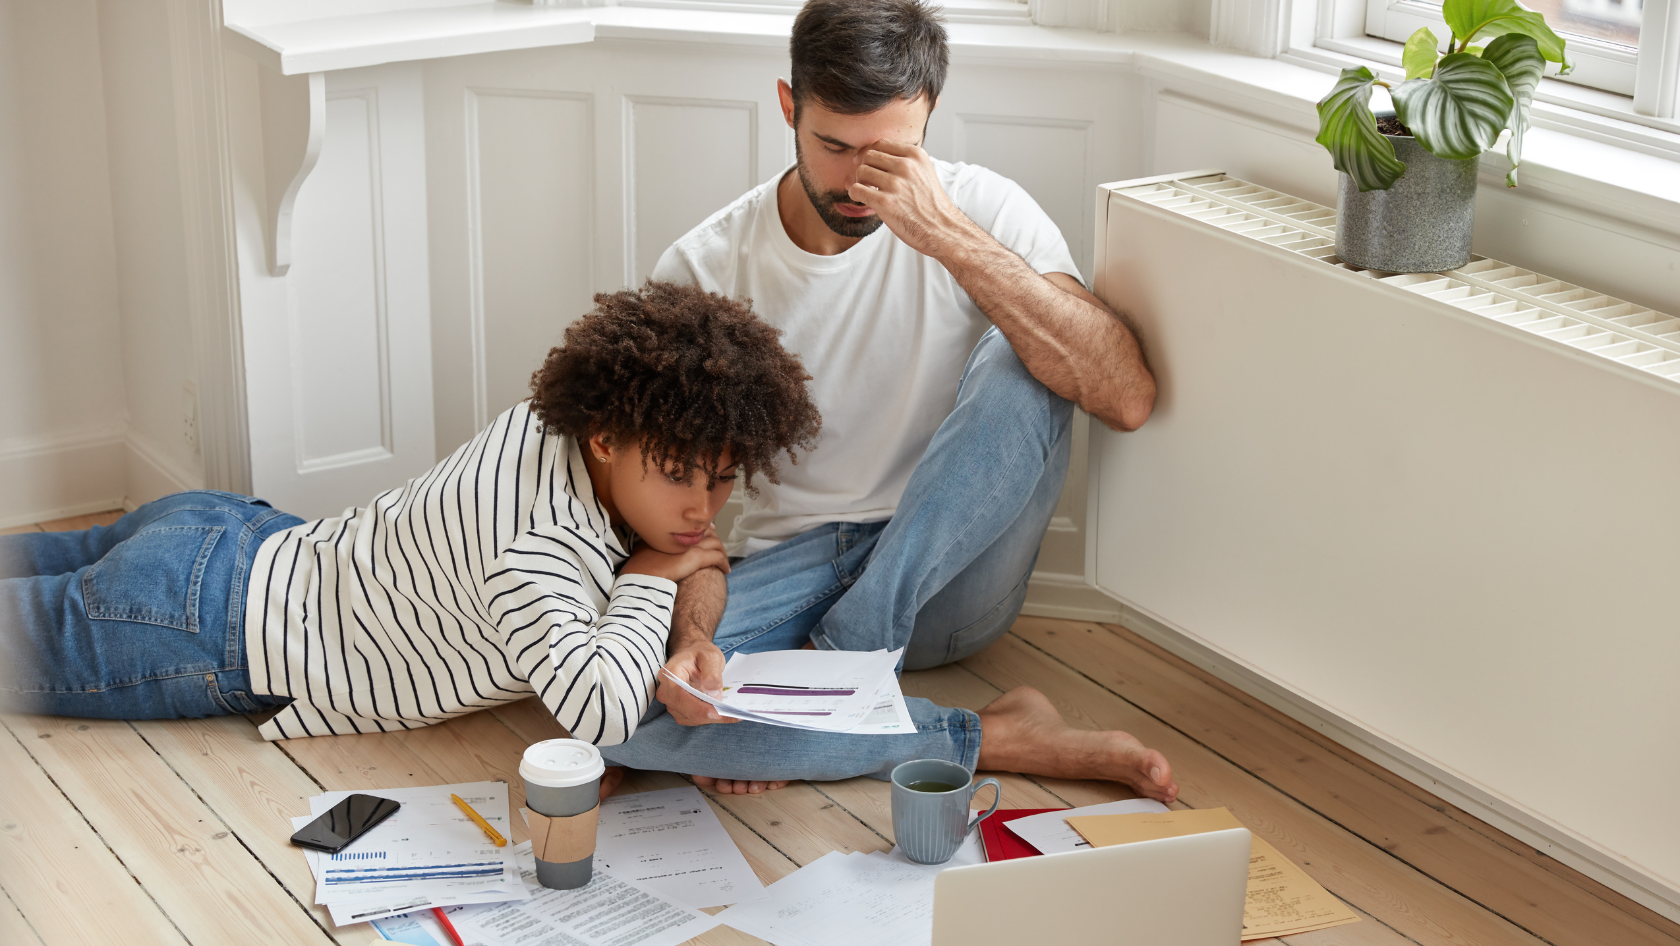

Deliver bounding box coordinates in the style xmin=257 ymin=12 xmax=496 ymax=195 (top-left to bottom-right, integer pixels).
xmin=669 ymin=566 xmax=727 ymax=653
xmin=933 ymin=221 xmax=1155 ymax=431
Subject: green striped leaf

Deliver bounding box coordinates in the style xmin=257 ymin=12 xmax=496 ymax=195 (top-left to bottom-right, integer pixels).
xmin=1483 ymin=33 xmax=1543 ymax=186
xmin=1393 ymin=53 xmax=1514 ymax=160
xmin=1315 ymin=67 xmax=1407 ymax=192
xmin=1403 ymin=28 xmax=1442 ymax=80
xmin=1441 ymin=0 xmax=1569 ymax=70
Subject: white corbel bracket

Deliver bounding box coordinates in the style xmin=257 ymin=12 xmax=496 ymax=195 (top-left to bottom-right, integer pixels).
xmin=258 ymin=68 xmax=325 ymax=277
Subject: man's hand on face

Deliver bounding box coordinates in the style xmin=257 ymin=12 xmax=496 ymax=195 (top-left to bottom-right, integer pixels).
xmin=848 ymin=139 xmax=972 ymax=258
xmin=658 ymin=638 xmax=736 ymax=727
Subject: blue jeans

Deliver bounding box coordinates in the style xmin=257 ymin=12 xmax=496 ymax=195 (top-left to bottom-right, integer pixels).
xmin=600 ymin=328 xmax=1074 ymax=781
xmin=0 ymin=491 xmax=302 ymax=718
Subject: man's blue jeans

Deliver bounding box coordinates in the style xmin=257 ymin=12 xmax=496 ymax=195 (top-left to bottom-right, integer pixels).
xmin=600 ymin=327 xmax=1074 ymax=781
xmin=0 ymin=491 xmax=302 ymax=718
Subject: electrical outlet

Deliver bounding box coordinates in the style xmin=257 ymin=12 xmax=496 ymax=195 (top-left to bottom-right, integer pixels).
xmin=182 ymin=382 xmax=200 ymax=454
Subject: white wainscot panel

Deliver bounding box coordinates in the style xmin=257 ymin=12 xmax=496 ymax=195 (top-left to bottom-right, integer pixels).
xmin=1151 ymin=93 xmax=1336 ymax=207
xmin=954 ymin=114 xmax=1094 ymax=282
xmin=625 ymin=96 xmax=757 ymax=283
xmin=288 ymin=89 xmax=391 ymax=470
xmin=469 ymin=89 xmax=595 ymax=426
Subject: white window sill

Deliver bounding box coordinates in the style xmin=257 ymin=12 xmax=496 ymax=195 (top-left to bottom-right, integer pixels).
xmin=224 ymin=3 xmax=1680 ymax=241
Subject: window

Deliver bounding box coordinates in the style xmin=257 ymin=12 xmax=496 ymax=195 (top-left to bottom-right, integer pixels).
xmin=1307 ymin=0 xmax=1679 ymax=121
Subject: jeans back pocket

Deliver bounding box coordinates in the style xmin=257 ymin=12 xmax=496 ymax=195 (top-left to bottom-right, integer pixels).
xmin=83 ymin=526 xmax=223 ymax=632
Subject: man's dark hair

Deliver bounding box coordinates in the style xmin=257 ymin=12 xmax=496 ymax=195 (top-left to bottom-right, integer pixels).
xmin=529 ymin=281 xmax=821 ymax=493
xmin=790 ymin=0 xmax=948 ymax=118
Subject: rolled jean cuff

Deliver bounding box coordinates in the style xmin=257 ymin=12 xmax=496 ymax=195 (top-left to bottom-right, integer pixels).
xmin=953 ymin=706 xmax=983 ymax=774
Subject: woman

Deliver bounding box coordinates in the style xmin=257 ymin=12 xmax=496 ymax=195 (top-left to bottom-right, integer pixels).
xmin=0 ymin=282 xmax=821 ymax=747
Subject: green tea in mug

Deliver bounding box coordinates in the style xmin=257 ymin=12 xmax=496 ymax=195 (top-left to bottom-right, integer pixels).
xmin=904 ymin=780 xmax=961 ymax=793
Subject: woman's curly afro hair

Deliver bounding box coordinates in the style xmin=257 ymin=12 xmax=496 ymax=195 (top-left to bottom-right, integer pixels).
xmin=529 ymin=281 xmax=821 ymax=493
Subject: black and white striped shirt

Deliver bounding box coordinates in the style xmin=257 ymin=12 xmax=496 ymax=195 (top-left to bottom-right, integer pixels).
xmin=244 ymin=402 xmax=677 ymax=744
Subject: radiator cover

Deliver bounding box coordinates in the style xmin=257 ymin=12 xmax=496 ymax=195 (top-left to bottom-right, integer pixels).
xmin=1088 ymin=171 xmax=1680 ymax=917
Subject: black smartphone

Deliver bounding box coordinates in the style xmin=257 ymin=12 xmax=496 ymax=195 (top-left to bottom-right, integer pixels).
xmin=289 ymin=793 xmax=402 ymax=854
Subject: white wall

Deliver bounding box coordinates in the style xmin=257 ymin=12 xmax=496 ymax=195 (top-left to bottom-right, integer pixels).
xmin=0 ymin=0 xmax=213 ymax=527
xmin=0 ymin=0 xmax=129 ymax=527
xmin=97 ymin=0 xmax=206 ymax=505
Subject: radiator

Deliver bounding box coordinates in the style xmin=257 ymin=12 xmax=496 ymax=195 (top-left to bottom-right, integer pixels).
xmin=1087 ymin=171 xmax=1680 ymax=918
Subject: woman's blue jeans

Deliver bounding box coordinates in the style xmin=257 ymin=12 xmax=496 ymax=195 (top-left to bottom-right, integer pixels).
xmin=0 ymin=491 xmax=302 ymax=718
xmin=600 ymin=327 xmax=1075 ymax=781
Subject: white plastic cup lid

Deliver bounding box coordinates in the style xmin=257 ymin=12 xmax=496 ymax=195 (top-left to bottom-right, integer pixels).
xmin=519 ymin=739 xmax=605 ymax=788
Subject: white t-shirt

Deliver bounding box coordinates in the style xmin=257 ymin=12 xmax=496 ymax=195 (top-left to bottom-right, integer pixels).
xmin=651 ymin=159 xmax=1081 ymax=556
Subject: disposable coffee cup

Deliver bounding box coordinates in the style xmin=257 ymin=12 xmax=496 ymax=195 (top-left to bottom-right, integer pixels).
xmin=520 ymin=739 xmax=605 ymax=889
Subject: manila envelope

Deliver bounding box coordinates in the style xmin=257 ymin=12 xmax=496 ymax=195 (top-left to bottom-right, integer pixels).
xmin=1066 ymin=807 xmax=1360 ymax=940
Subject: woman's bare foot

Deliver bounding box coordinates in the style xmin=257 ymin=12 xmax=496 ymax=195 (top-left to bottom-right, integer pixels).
xmin=599 ymin=765 xmax=628 ymax=800
xmin=975 ymin=687 xmax=1179 ymax=804
xmin=692 ymin=775 xmax=794 ymax=795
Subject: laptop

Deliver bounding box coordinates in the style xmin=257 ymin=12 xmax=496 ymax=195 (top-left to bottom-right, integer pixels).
xmin=931 ymin=827 xmax=1251 ymax=946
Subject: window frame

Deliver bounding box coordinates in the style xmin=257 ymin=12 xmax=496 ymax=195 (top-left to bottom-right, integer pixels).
xmin=1289 ymin=0 xmax=1680 ymax=126
xmin=1361 ymin=0 xmax=1639 ymax=95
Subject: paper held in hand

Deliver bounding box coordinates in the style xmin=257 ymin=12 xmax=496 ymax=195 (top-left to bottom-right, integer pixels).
xmin=660 ymin=647 xmax=915 ymax=734
xmin=1065 ymin=807 xmax=1361 ymax=940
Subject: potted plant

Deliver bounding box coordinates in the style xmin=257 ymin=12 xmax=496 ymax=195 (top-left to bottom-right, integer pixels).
xmin=1314 ymin=0 xmax=1568 ymax=273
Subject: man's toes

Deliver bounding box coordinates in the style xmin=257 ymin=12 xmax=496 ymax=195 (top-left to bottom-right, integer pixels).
xmin=692 ymin=775 xmax=718 ymax=790
xmin=1143 ymin=750 xmax=1172 ymax=789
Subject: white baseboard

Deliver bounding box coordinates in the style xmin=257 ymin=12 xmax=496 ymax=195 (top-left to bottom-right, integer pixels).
xmin=0 ymin=427 xmax=203 ymax=529
xmin=126 ymin=431 xmax=203 ymax=506
xmin=0 ymin=427 xmax=127 ymax=529
xmin=1109 ymin=598 xmax=1680 ymax=924
xmin=1021 ymin=570 xmax=1123 ymax=623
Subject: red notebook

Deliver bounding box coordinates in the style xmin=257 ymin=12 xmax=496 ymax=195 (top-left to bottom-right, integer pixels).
xmin=979 ymin=808 xmax=1065 ymax=862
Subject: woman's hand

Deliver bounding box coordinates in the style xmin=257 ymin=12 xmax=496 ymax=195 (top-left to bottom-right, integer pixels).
xmin=621 ymin=529 xmax=731 ymax=583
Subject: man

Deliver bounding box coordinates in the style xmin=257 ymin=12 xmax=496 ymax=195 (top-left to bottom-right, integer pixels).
xmin=603 ymin=0 xmax=1174 ymax=803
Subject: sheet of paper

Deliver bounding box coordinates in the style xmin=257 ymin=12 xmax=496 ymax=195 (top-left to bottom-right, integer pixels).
xmin=841 ymin=673 xmax=917 ymax=735
xmin=292 ymin=781 xmax=528 ymax=924
xmin=322 ymin=886 xmax=525 ymax=927
xmin=662 ymin=648 xmax=901 ymax=732
xmin=1064 ymin=807 xmax=1362 ymax=940
xmin=1001 ymin=797 xmax=1169 ymax=854
xmin=582 ymin=786 xmax=766 ymax=910
xmin=294 ymin=813 xmax=529 ymax=927
xmin=448 ymin=842 xmax=722 ymax=946
xmin=370 ymin=909 xmax=459 ymax=946
xmin=717 ymin=849 xmax=956 ymax=946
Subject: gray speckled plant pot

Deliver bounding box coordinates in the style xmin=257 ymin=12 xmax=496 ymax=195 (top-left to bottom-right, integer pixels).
xmin=1336 ymin=128 xmax=1478 ymax=274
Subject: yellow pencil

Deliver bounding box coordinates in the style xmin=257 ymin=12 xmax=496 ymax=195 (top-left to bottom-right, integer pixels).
xmin=451 ymin=793 xmax=507 ymax=847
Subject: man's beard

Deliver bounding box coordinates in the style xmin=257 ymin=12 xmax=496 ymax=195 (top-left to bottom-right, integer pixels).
xmin=795 ymin=137 xmax=885 ymax=239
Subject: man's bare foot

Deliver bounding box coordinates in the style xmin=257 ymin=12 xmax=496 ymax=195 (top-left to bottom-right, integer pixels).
xmin=692 ymin=775 xmax=795 ymax=795
xmin=599 ymin=765 xmax=628 ymax=800
xmin=975 ymin=687 xmax=1179 ymax=804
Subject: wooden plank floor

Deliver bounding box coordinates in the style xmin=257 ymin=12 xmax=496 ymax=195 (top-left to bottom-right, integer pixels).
xmin=4 ymin=510 xmax=1677 ymax=946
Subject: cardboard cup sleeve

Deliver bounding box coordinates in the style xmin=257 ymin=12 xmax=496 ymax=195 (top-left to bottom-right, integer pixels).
xmin=526 ymin=805 xmax=600 ymax=863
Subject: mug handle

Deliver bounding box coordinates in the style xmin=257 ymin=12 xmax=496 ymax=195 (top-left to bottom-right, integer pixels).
xmin=965 ymin=777 xmax=1003 ymax=837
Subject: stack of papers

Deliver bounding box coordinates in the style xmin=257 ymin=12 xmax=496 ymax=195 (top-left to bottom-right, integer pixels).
xmin=1002 ymin=797 xmax=1170 ymax=853
xmin=716 ymin=833 xmax=984 ymax=946
xmin=371 ymin=786 xmax=767 ymax=946
xmin=662 ymin=648 xmax=916 ymax=734
xmin=291 ymin=782 xmax=529 ymax=925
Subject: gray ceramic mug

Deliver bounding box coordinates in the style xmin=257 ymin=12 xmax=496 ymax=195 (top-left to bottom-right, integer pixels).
xmin=890 ymin=759 xmax=1002 ymax=865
